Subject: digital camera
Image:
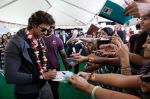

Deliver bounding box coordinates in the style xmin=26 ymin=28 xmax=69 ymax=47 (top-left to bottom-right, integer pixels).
xmin=98 ymin=36 xmax=111 ymax=44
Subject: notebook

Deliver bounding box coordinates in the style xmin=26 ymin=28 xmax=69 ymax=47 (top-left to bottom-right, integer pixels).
xmin=86 ymin=24 xmax=99 ymax=35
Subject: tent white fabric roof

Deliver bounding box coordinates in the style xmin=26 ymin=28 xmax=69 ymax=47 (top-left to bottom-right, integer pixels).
xmin=0 ymin=0 xmax=125 ymax=27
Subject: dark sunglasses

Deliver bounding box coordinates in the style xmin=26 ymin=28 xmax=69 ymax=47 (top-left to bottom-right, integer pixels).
xmin=39 ymin=26 xmax=49 ymax=32
xmin=50 ymin=26 xmax=55 ymax=29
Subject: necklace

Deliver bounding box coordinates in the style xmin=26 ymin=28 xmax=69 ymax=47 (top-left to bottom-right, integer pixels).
xmin=26 ymin=30 xmax=48 ymax=79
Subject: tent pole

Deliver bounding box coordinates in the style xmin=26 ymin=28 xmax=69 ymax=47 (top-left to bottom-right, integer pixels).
xmin=0 ymin=0 xmax=18 ymax=9
xmin=59 ymin=0 xmax=95 ymax=15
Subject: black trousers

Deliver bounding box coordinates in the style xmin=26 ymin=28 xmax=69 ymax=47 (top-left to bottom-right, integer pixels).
xmin=15 ymin=82 xmax=54 ymax=99
xmin=74 ymin=64 xmax=79 ymax=74
xmin=15 ymin=93 xmax=39 ymax=99
xmin=69 ymin=64 xmax=80 ymax=74
xmin=48 ymin=80 xmax=59 ymax=99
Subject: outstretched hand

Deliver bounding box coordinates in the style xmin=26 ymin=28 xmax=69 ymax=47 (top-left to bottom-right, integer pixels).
xmin=67 ymin=75 xmax=91 ymax=92
xmin=77 ymin=72 xmax=91 ymax=80
xmin=124 ymin=2 xmax=150 ymax=18
xmin=72 ymin=55 xmax=88 ymax=63
xmin=111 ymin=35 xmax=129 ymax=66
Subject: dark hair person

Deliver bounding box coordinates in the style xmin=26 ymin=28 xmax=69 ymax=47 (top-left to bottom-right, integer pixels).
xmin=5 ymin=10 xmax=56 ymax=99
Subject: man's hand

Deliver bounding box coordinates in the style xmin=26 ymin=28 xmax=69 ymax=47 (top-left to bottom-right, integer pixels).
xmin=42 ymin=69 xmax=57 ymax=80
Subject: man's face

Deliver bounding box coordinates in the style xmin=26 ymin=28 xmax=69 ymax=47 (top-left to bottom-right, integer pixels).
xmin=62 ymin=31 xmax=66 ymax=35
xmin=143 ymin=35 xmax=150 ymax=59
xmin=33 ymin=24 xmax=50 ymax=38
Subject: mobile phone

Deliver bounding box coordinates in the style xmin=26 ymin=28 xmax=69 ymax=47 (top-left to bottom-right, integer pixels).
xmin=141 ymin=75 xmax=150 ymax=82
xmin=66 ymin=58 xmax=76 ymax=67
xmin=98 ymin=36 xmax=111 ymax=44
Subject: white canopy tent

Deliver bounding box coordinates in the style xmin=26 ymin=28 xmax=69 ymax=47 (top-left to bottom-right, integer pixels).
xmin=0 ymin=0 xmax=131 ymax=34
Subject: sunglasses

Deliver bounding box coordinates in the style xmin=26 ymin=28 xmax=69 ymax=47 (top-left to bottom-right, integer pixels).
xmin=50 ymin=26 xmax=55 ymax=29
xmin=39 ymin=26 xmax=49 ymax=32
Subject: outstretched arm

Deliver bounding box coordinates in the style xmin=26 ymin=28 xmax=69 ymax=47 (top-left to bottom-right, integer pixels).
xmin=91 ymin=73 xmax=141 ymax=89
xmin=129 ymin=53 xmax=147 ymax=66
xmin=77 ymin=72 xmax=141 ymax=89
xmin=68 ymin=75 xmax=140 ymax=99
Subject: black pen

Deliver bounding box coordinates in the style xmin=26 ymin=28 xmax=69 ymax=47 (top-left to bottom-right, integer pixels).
xmin=62 ymin=72 xmax=66 ymax=75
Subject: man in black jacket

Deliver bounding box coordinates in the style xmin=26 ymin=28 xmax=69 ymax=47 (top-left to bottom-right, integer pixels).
xmin=5 ymin=10 xmax=56 ymax=99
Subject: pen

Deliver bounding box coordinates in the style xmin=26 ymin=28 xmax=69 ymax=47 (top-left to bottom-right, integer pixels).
xmin=62 ymin=72 xmax=66 ymax=75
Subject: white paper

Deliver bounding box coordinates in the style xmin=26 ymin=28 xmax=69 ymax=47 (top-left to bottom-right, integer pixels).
xmin=52 ymin=71 xmax=74 ymax=83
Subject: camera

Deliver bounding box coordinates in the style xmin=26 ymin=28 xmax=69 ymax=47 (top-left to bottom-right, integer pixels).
xmin=98 ymin=36 xmax=111 ymax=44
xmin=141 ymin=75 xmax=150 ymax=83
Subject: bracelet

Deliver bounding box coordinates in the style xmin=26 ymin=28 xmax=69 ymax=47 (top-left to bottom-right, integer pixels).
xmin=121 ymin=67 xmax=131 ymax=75
xmin=91 ymin=86 xmax=100 ymax=99
xmin=121 ymin=67 xmax=130 ymax=69
xmin=89 ymin=73 xmax=96 ymax=81
xmin=121 ymin=67 xmax=131 ymax=71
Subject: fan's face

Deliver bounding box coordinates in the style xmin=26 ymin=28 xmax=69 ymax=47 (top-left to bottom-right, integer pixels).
xmin=139 ymin=17 xmax=150 ymax=31
xmin=143 ymin=35 xmax=150 ymax=59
